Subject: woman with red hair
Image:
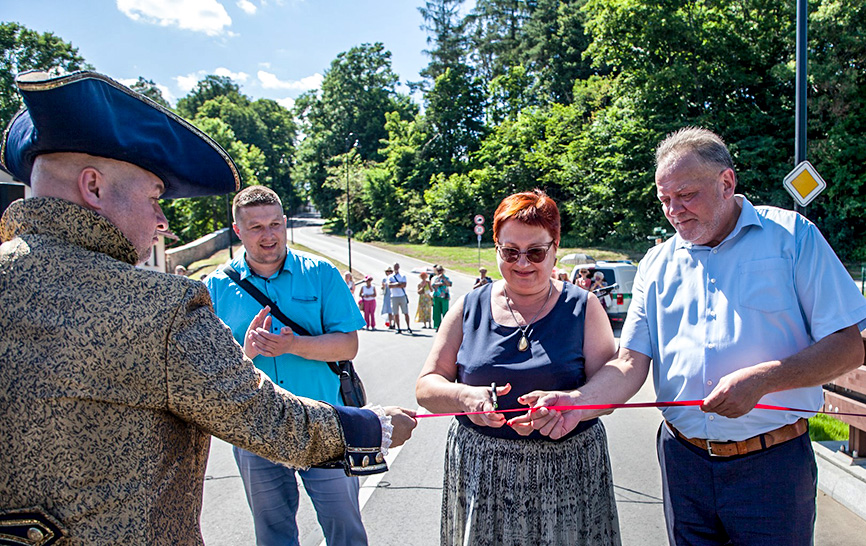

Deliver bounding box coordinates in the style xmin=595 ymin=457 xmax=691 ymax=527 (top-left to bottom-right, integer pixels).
xmin=416 ymin=190 xmax=620 ymax=545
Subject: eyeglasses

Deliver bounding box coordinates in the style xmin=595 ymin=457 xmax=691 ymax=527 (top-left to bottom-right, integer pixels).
xmin=496 ymin=241 xmax=555 ymax=264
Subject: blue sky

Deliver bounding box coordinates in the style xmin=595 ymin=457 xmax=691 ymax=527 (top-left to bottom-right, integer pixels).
xmin=4 ymin=0 xmax=454 ymax=109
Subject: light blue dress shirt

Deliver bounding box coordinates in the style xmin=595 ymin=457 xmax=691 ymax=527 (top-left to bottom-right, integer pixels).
xmin=621 ymin=196 xmax=866 ymax=441
xmin=206 ymin=248 xmax=366 ymax=405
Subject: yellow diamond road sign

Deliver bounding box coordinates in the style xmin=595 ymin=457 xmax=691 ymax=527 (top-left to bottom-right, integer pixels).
xmin=783 ymin=161 xmax=826 ymax=207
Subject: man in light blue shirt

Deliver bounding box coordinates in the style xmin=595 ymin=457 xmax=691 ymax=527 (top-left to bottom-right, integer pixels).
xmin=513 ymin=127 xmax=866 ymax=545
xmin=207 ymin=186 xmax=370 ymax=546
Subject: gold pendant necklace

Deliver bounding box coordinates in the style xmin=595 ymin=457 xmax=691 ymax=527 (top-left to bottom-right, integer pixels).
xmin=503 ymin=280 xmax=554 ymax=352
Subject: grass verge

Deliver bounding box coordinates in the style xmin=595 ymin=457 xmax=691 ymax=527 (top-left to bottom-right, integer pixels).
xmin=184 ymin=242 xmax=355 ymax=280
xmin=809 ymin=413 xmax=850 ymax=442
xmin=363 ymin=241 xmax=635 ymax=278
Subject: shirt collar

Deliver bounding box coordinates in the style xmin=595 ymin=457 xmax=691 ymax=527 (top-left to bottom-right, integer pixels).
xmin=674 ymin=194 xmax=761 ymax=250
xmin=233 ymin=247 xmax=292 ymax=281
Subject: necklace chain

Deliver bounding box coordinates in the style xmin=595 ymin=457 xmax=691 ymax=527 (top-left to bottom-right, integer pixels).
xmin=503 ymin=280 xmax=553 ymax=351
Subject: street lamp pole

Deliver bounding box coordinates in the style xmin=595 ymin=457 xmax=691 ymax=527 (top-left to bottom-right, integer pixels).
xmin=345 ymin=150 xmax=352 ymax=273
xmin=345 ymin=133 xmax=356 ymax=273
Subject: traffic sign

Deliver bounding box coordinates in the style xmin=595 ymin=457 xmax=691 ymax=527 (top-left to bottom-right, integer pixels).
xmin=783 ymin=161 xmax=826 ymax=207
xmin=473 ymin=214 xmax=485 ymax=225
xmin=474 ymin=225 xmax=485 ymax=235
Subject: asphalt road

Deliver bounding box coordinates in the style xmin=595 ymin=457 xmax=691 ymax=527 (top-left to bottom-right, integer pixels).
xmin=200 ymin=221 xmax=866 ymax=545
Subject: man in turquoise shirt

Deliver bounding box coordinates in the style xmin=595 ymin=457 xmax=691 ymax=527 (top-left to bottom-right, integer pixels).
xmin=207 ymin=185 xmax=369 ymax=546
xmin=513 ymin=127 xmax=866 ymax=545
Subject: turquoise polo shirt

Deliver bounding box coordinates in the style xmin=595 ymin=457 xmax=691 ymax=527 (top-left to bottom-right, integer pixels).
xmin=621 ymin=196 xmax=866 ymax=441
xmin=206 ymin=248 xmax=366 ymax=405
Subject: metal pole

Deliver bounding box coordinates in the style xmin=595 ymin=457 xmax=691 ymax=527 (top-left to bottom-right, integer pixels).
xmin=345 ymin=151 xmax=352 ymax=273
xmin=477 ymin=234 xmax=481 ymax=270
xmin=226 ymin=194 xmax=233 ymax=259
xmin=794 ymin=0 xmax=808 ymax=215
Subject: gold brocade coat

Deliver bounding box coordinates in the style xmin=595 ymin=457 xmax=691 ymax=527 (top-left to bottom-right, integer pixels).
xmin=0 ymin=197 xmax=348 ymax=545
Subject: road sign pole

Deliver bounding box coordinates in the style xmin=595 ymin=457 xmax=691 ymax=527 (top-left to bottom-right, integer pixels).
xmin=794 ymin=0 xmax=808 ymax=214
xmin=478 ymin=234 xmax=482 ymax=270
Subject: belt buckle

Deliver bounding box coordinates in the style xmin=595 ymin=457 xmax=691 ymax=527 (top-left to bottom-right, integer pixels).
xmin=706 ymin=439 xmax=721 ymax=457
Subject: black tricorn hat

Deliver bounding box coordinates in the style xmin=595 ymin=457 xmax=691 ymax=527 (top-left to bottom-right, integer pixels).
xmin=0 ymin=70 xmax=241 ymax=199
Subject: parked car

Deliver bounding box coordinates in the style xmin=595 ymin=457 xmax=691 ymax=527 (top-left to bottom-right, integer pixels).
xmin=570 ymin=261 xmax=637 ymax=329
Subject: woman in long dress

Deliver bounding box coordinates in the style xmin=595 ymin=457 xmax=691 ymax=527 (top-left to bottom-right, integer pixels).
xmin=415 ymin=271 xmax=433 ymax=328
xmin=381 ymin=266 xmax=394 ymax=328
xmin=415 ymin=190 xmax=621 ymax=546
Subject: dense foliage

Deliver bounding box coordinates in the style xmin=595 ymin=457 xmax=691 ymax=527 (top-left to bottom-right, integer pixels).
xmin=2 ymin=2 xmax=865 ymax=259
xmin=301 ymin=0 xmax=866 ymax=259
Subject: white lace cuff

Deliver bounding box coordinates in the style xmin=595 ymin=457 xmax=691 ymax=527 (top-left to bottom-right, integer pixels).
xmin=365 ymin=404 xmax=393 ymax=456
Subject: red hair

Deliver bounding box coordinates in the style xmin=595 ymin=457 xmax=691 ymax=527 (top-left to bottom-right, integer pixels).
xmin=492 ymin=189 xmax=560 ymax=244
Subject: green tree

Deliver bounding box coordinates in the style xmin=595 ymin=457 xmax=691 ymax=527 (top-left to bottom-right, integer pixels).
xmin=129 ymin=77 xmax=169 ymax=108
xmin=0 ymin=22 xmax=90 ymax=126
xmin=521 ymin=0 xmax=598 ymax=104
xmin=251 ymin=98 xmax=298 ymax=214
xmin=464 ymin=0 xmax=533 ymax=85
xmin=418 ymin=0 xmax=469 ymax=86
xmin=425 ymin=65 xmax=487 ymax=172
xmin=807 ymin=0 xmax=866 ymax=260
xmin=175 ymin=75 xmax=245 ymax=119
xmin=293 ymin=43 xmax=416 ymax=217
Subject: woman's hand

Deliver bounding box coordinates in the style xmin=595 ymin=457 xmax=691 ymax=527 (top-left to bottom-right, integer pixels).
xmin=507 ymin=390 xmax=589 ymax=439
xmin=458 ymin=383 xmax=511 ymax=428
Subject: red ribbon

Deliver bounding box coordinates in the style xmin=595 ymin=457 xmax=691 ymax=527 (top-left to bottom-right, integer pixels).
xmin=414 ymin=399 xmax=866 ymax=419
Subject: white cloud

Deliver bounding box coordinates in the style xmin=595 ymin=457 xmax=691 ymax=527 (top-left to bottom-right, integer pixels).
xmin=175 ymin=71 xmax=204 ymax=93
xmin=237 ymin=0 xmax=257 ymax=14
xmin=117 ymin=0 xmax=232 ymax=36
xmin=174 ymin=67 xmax=247 ymax=94
xmin=257 ymin=71 xmax=323 ymax=91
xmin=214 ymin=67 xmax=249 ymax=82
xmin=276 ymin=96 xmax=295 ymax=110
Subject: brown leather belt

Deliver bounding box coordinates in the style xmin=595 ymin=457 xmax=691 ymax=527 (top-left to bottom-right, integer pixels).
xmin=666 ymin=418 xmax=808 ymax=458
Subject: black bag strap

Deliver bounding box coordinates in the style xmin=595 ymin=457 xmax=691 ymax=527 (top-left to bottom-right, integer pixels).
xmin=222 ymin=264 xmax=341 ymax=376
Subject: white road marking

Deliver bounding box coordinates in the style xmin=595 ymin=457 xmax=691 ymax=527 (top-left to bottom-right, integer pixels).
xmin=316 ymin=407 xmax=426 ymax=546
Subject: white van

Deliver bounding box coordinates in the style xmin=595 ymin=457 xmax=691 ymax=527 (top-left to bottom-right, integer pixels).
xmin=571 ymin=261 xmax=637 ymax=328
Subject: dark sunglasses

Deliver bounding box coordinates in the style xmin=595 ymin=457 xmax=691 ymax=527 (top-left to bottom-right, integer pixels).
xmin=496 ymin=241 xmax=555 ymax=264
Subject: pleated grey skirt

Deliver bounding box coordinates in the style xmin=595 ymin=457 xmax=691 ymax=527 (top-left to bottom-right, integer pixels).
xmin=441 ymin=419 xmax=621 ymax=546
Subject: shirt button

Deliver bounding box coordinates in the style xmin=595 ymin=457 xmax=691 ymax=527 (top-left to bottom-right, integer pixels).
xmin=709 ymin=415 xmax=715 ymax=421
xmin=710 ymin=278 xmax=716 ymax=284
xmin=707 ymin=343 xmax=715 ymax=349
xmin=707 ymin=380 xmax=713 ymax=386
xmin=712 ymin=249 xmax=718 ymax=254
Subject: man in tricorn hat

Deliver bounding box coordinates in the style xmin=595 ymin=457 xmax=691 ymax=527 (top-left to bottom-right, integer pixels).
xmin=0 ymin=71 xmax=416 ymax=545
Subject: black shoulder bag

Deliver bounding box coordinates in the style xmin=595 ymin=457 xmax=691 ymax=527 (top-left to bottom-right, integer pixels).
xmin=222 ymin=264 xmax=367 ymax=407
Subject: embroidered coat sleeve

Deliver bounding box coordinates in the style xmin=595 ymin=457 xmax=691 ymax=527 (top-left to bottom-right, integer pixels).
xmin=164 ymin=283 xmax=346 ymax=468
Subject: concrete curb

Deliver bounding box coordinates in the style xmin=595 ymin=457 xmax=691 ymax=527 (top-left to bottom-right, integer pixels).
xmin=814 ymin=440 xmax=866 ymax=521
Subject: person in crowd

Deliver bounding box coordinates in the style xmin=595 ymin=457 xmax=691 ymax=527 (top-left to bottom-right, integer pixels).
xmin=556 ymin=269 xmax=570 ymax=283
xmin=0 ymin=70 xmax=416 ymax=545
xmin=416 ymin=271 xmax=433 ymax=329
xmin=431 ymin=265 xmax=452 ymax=331
xmin=574 ymin=267 xmax=592 ymax=290
xmin=174 ymin=264 xmax=188 ymax=276
xmin=388 ymin=262 xmax=412 ymax=334
xmin=381 ymin=266 xmax=394 ymax=328
xmin=344 ymin=270 xmax=355 ymax=293
xmin=591 ymin=271 xmax=610 ymax=309
xmin=206 ymin=186 xmax=374 ymax=546
xmin=416 ymin=189 xmax=621 ymax=546
xmin=512 ymin=127 xmax=866 ymax=546
xmin=473 ymin=267 xmax=493 ymax=289
xmin=359 ymin=275 xmax=378 ymax=330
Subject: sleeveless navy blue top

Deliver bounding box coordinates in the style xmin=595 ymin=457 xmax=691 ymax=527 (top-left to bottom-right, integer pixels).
xmin=456 ymin=282 xmax=597 ymax=441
